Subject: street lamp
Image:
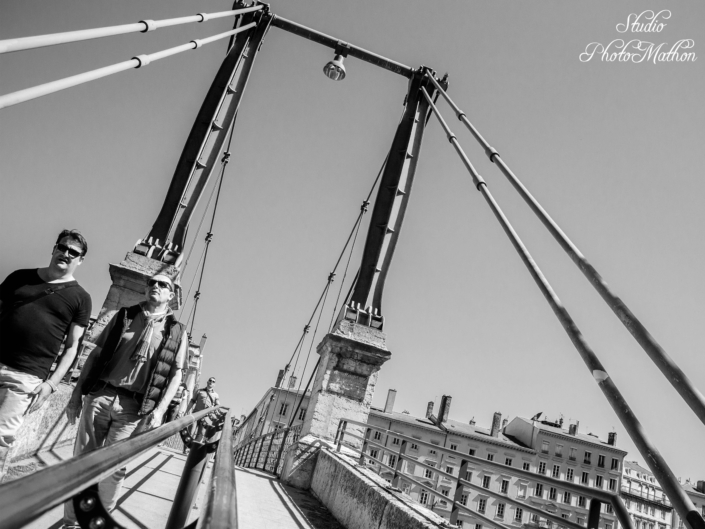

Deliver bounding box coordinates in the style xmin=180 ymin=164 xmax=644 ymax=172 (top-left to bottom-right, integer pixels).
xmin=323 ymin=54 xmax=346 ymax=81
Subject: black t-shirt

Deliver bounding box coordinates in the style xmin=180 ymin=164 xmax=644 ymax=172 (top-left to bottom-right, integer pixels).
xmin=0 ymin=269 xmax=92 ymax=378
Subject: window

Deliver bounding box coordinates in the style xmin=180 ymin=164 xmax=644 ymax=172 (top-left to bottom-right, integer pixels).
xmin=466 ymin=471 xmax=473 ymax=482
xmin=531 ymin=514 xmax=539 ymax=523
xmin=542 ymin=441 xmax=550 ymax=454
xmin=539 ymin=462 xmax=547 ymax=475
xmin=297 ymin=407 xmax=306 ymax=420
xmin=429 ymin=449 xmax=437 ymax=456
xmin=584 ymin=451 xmax=592 ymax=464
xmin=562 ymin=514 xmax=570 ymax=519
xmin=501 ymin=479 xmax=509 ymax=494
xmin=482 ymin=476 xmax=491 ymax=489
xmin=388 ymin=455 xmax=397 ymax=468
xmin=595 ymin=475 xmax=603 ymax=488
xmin=661 ymin=510 xmax=666 ymax=520
xmin=456 ymin=521 xmax=463 ymax=528
xmin=523 ymin=462 xmax=531 ymax=471
xmin=636 ymin=502 xmax=643 ymax=512
xmin=566 ymin=468 xmax=574 ymax=481
xmin=536 ymin=483 xmax=544 ymax=497
xmin=549 ymin=487 xmax=557 ymax=500
xmin=569 ymin=447 xmax=577 ymax=461
xmin=605 ymin=523 xmax=612 ymax=529
xmin=552 ymin=465 xmax=561 ymax=478
xmin=419 ymin=490 xmax=429 ymax=505
xmin=478 ymin=498 xmax=487 ymax=513
xmin=450 ymin=443 xmax=458 ymax=451
xmin=597 ymin=455 xmax=605 ymax=468
xmin=424 ymin=468 xmax=434 ymax=479
xmin=515 ymin=508 xmax=524 ymax=522
xmin=370 ymin=449 xmax=378 ymax=459
xmin=563 ymin=492 xmax=572 ymax=504
xmin=487 ymin=453 xmax=495 ymax=462
xmin=555 ymin=444 xmax=563 ymax=457
xmin=411 ymin=443 xmax=419 ymax=451
xmin=578 ymin=496 xmax=586 ymax=508
xmin=609 ymin=478 xmax=616 ymax=491
xmin=392 ymin=437 xmax=400 ymax=446
xmin=505 ymin=458 xmax=513 ymax=467
xmin=496 ymin=503 xmax=505 ymax=519
xmin=581 ymin=472 xmax=589 ymax=485
xmin=278 ymin=403 xmax=288 ymax=416
xmin=373 ymin=431 xmax=382 ymax=441
xmin=442 ymin=489 xmax=449 ymax=497
xmin=460 ymin=493 xmax=468 ymax=506
xmin=446 ymin=466 xmax=454 ymax=475
xmin=475 ymin=525 xmax=482 ymax=529
xmin=611 ymin=458 xmax=620 ymax=471
xmin=517 ymin=485 xmax=527 ymax=499
xmin=578 ymin=518 xmax=584 ymax=526
xmin=605 ymin=504 xmax=613 ymax=514
xmin=469 ymin=448 xmax=476 ymax=456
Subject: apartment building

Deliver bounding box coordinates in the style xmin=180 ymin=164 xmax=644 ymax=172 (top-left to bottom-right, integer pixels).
xmin=671 ymin=480 xmax=705 ymax=529
xmin=620 ymin=461 xmax=673 ymax=529
xmin=366 ymin=391 xmax=627 ymax=529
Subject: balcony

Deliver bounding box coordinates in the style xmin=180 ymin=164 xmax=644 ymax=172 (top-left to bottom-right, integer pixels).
xmin=621 ymin=486 xmax=672 ymax=508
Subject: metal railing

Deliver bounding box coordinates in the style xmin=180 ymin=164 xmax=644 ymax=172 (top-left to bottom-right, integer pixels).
xmin=334 ymin=418 xmax=633 ymax=529
xmin=621 ymin=486 xmax=673 ymax=507
xmin=233 ymin=423 xmax=302 ymax=475
xmin=0 ymin=407 xmax=232 ymax=529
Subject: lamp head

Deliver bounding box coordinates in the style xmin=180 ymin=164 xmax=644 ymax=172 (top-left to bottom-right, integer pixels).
xmin=323 ymin=54 xmax=346 ymax=81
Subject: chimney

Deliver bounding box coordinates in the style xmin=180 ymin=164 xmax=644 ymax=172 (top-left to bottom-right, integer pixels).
xmin=696 ymin=481 xmax=705 ymax=494
xmin=384 ymin=389 xmax=397 ymax=414
xmin=275 ymin=369 xmax=285 ymax=388
xmin=608 ymin=432 xmax=617 ymax=446
xmin=426 ymin=401 xmax=434 ymax=419
xmin=288 ymin=376 xmax=297 ymax=389
xmin=502 ymin=418 xmax=508 ymax=429
xmin=469 ymin=417 xmax=476 ymax=426
xmin=490 ymin=412 xmax=502 ymax=437
xmin=568 ymin=424 xmax=578 ymax=436
xmin=559 ymin=417 xmax=564 ymax=428
xmin=438 ymin=395 xmax=452 ymax=423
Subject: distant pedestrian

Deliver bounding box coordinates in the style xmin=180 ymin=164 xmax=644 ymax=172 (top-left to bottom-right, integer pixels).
xmin=0 ymin=230 xmax=92 ymax=448
xmin=185 ymin=377 xmax=220 ymax=442
xmin=63 ymin=273 xmax=186 ymax=528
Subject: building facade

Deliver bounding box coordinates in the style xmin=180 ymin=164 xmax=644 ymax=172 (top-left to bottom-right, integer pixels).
xmin=366 ymin=391 xmax=627 ymax=529
xmin=671 ymin=480 xmax=705 ymax=529
xmin=620 ymin=461 xmax=673 ymax=529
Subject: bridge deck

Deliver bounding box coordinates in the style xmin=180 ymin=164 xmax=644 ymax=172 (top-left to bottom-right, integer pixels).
xmin=13 ymin=446 xmax=343 ymax=529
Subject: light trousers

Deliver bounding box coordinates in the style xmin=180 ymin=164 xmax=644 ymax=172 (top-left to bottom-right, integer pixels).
xmin=0 ymin=362 xmax=43 ymax=447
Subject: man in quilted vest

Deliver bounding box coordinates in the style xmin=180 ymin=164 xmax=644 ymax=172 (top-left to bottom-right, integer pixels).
xmin=62 ymin=273 xmax=186 ymax=528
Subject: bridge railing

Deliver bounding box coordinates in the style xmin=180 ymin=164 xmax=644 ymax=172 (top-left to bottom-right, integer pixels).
xmin=0 ymin=407 xmax=232 ymax=529
xmin=233 ymin=423 xmax=303 ymax=476
xmin=334 ymin=418 xmax=633 ymax=529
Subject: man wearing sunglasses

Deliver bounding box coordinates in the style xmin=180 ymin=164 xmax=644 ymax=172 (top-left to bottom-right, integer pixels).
xmin=63 ymin=273 xmax=186 ymax=527
xmin=0 ymin=229 xmax=92 ymax=449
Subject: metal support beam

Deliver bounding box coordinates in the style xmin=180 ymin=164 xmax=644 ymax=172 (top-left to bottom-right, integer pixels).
xmin=148 ymin=8 xmax=272 ymax=252
xmin=270 ymin=16 xmax=413 ymax=78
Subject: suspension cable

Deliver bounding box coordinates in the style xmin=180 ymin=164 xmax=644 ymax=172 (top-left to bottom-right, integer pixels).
xmin=187 ymin=121 xmax=235 ymax=336
xmin=421 ymin=87 xmax=704 ymax=529
xmin=424 ymin=72 xmax=705 ymax=429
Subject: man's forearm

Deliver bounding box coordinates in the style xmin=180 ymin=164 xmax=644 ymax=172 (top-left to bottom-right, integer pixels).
xmin=156 ymin=370 xmax=183 ymax=413
xmin=48 ymin=345 xmax=78 ymax=385
xmin=72 ymin=346 xmax=101 ymax=391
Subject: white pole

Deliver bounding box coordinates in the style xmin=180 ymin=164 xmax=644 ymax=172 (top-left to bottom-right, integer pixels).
xmin=0 ymin=23 xmax=257 ymax=111
xmin=0 ymin=5 xmax=263 ymax=54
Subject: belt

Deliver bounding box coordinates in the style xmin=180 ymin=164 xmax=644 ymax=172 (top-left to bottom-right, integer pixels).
xmin=94 ymin=380 xmax=144 ymax=402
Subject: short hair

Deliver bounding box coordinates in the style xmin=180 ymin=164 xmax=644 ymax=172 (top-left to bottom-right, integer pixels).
xmin=56 ymin=229 xmax=88 ymax=256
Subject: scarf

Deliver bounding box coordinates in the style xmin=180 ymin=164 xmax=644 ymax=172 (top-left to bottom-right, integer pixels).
xmin=130 ymin=304 xmax=170 ymax=364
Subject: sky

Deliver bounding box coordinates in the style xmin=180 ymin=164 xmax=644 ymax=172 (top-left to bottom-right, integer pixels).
xmin=1 ymin=1 xmax=704 ymax=480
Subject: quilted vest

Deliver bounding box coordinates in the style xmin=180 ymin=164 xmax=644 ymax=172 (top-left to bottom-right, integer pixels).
xmin=81 ymin=304 xmax=185 ymax=416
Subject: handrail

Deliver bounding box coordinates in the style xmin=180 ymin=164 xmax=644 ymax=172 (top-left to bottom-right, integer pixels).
xmin=0 ymin=407 xmax=215 ymax=529
xmin=234 ymin=423 xmax=303 ymax=475
xmin=200 ymin=408 xmax=237 ymax=529
xmin=0 ymin=5 xmax=263 ymax=54
xmin=338 ymin=418 xmax=633 ymax=529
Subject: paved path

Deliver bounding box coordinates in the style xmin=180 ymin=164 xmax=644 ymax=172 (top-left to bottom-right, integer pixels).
xmin=234 ymin=466 xmax=345 ymax=529
xmin=20 ymin=446 xmax=210 ymax=529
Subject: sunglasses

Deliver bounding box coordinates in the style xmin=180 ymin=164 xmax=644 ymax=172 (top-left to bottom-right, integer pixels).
xmin=55 ymin=243 xmax=83 ymax=259
xmin=148 ymin=279 xmax=173 ymax=291
xmin=208 ymin=379 xmax=216 ymax=383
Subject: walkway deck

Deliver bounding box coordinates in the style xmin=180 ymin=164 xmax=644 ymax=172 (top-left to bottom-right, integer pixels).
xmin=12 ymin=446 xmax=344 ymax=529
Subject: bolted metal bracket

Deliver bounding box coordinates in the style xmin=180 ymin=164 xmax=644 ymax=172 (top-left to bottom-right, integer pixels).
xmin=74 ymin=483 xmax=125 ymax=529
